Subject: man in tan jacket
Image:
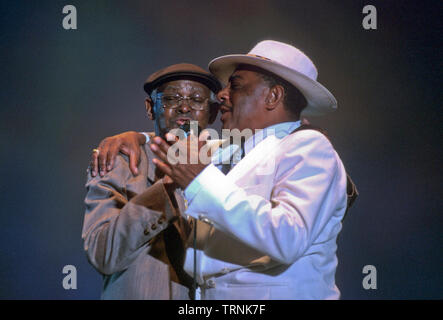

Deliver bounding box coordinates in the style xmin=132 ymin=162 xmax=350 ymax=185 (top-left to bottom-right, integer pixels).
xmin=82 ymin=63 xmax=221 ymax=299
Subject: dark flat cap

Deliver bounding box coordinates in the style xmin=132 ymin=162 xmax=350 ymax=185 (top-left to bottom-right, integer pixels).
xmin=144 ymin=63 xmax=221 ymax=94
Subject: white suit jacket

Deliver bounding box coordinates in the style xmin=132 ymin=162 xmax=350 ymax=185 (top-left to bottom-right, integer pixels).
xmin=183 ymin=123 xmax=348 ymax=299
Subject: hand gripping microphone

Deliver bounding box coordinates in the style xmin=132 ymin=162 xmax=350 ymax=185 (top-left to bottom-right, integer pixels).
xmin=179 ymin=122 xmax=202 ymax=138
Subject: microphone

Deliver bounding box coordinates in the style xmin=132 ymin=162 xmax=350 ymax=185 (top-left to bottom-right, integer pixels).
xmin=178 ymin=122 xmax=201 ymax=300
xmin=179 ymin=122 xmax=202 ymax=138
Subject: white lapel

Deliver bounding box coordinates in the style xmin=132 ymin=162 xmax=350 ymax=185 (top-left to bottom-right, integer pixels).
xmin=228 ymin=135 xmax=280 ymax=183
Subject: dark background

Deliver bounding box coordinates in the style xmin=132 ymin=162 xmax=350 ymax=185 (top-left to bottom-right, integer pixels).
xmin=0 ymin=0 xmax=441 ymax=299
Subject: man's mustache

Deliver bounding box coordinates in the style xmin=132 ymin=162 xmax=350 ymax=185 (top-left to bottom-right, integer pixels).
xmin=220 ymin=102 xmax=232 ymax=113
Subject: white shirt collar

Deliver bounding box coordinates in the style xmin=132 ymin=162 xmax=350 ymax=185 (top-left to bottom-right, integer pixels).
xmin=243 ymin=120 xmax=301 ymax=156
xmin=212 ymin=120 xmax=301 ymax=165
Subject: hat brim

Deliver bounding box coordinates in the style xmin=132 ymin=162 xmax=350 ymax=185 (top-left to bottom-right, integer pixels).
xmin=209 ymin=55 xmax=337 ymax=117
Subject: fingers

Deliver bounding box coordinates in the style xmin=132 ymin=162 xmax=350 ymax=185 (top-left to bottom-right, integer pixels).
xmin=154 ymin=136 xmax=173 ymax=153
xmin=150 ymin=137 xmax=171 ymax=161
xmin=90 ymin=150 xmax=99 ymax=177
xmin=152 ymin=158 xmax=173 ymax=177
xmin=129 ymin=149 xmax=140 ymax=176
xmin=92 ymin=132 xmax=144 ymax=177
xmin=97 ymin=138 xmax=110 ymax=176
xmin=150 ymin=142 xmax=168 ymax=163
xmin=165 ymin=132 xmax=179 ymax=145
xmin=98 ymin=150 xmax=108 ymax=176
xmin=118 ymin=145 xmax=139 ymax=176
xmin=106 ymin=144 xmax=120 ymax=173
xmin=199 ymin=129 xmax=211 ymax=142
xmin=160 ymin=134 xmax=207 ymax=164
xmin=162 ymin=174 xmax=173 ymax=185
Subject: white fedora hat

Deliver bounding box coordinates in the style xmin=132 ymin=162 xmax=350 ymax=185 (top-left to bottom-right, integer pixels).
xmin=209 ymin=40 xmax=337 ymax=116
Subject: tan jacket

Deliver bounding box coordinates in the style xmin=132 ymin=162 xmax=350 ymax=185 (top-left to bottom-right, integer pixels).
xmin=82 ymin=138 xmax=191 ymax=300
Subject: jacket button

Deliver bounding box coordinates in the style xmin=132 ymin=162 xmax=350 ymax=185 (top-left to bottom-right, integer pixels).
xmin=158 ymin=217 xmax=165 ymax=224
xmin=221 ymin=267 xmax=229 ymax=274
xmin=207 ymin=279 xmax=216 ymax=288
xmin=198 ymin=215 xmax=213 ymax=225
xmin=144 ymin=228 xmax=150 ymax=235
xmin=151 ymin=223 xmax=157 ymax=230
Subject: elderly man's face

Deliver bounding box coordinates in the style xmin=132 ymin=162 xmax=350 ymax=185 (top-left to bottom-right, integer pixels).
xmin=217 ymin=69 xmax=269 ymax=131
xmin=146 ymin=79 xmax=214 ymax=135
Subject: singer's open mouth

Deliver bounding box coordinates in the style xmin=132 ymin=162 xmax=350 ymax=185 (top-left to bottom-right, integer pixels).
xmin=175 ymin=118 xmax=192 ymax=126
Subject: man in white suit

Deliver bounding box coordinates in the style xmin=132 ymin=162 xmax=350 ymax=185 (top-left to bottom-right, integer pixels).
xmin=93 ymin=40 xmax=356 ymax=299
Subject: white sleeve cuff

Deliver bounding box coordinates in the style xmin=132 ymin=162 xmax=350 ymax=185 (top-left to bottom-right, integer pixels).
xmin=139 ymin=132 xmax=151 ymax=144
xmin=183 ymin=163 xmax=236 ymax=220
xmin=183 ymin=164 xmax=216 ymax=205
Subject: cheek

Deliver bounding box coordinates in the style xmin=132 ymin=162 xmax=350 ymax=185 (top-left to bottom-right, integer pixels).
xmin=233 ymin=96 xmax=257 ymax=125
xmin=163 ymin=109 xmax=175 ymax=123
xmin=194 ymin=112 xmax=210 ymax=129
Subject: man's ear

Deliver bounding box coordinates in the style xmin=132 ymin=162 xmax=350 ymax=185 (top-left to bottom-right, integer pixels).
xmin=208 ymin=103 xmax=220 ymax=124
xmin=265 ymin=85 xmax=285 ymax=110
xmin=145 ymin=98 xmax=155 ymax=120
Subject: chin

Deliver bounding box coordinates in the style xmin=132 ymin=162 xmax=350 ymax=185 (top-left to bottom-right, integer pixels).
xmin=221 ymin=120 xmax=232 ymax=130
xmin=168 ymin=122 xmax=179 ymax=129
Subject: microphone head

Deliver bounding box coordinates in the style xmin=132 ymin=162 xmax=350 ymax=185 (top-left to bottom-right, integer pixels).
xmin=179 ymin=123 xmax=202 ymax=137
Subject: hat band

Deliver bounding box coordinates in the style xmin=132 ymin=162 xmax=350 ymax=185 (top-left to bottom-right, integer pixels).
xmin=246 ymin=54 xmax=272 ymax=61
